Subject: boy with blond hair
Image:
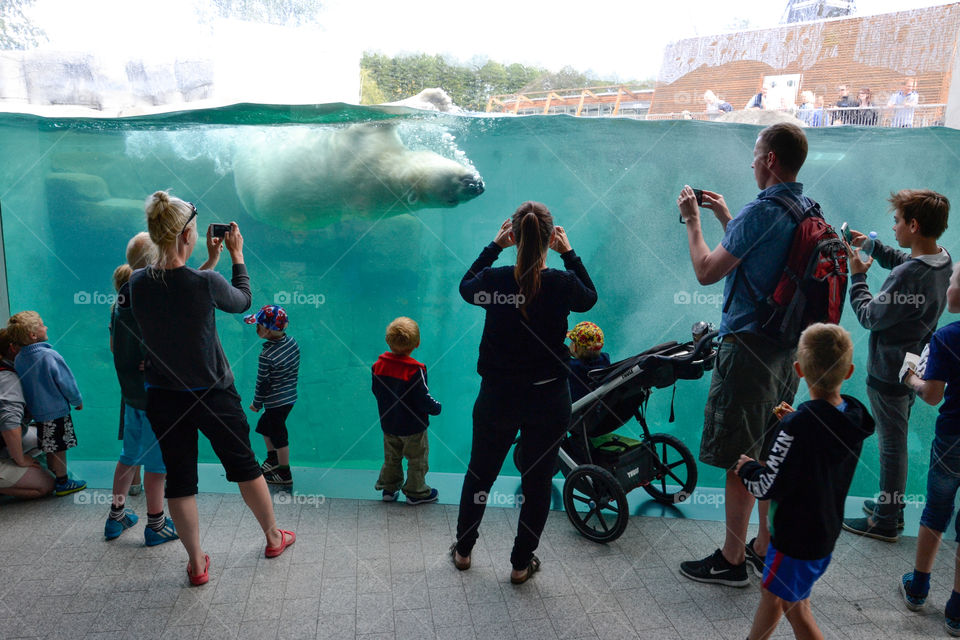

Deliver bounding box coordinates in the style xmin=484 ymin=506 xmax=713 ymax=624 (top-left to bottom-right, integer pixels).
xmin=7 ymin=311 xmax=85 ymax=496
xmin=371 ymin=317 xmax=441 ymax=504
xmin=735 ymin=324 xmax=875 ymax=640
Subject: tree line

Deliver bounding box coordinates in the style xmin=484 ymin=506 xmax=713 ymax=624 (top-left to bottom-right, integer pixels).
xmin=361 ymin=52 xmax=653 ymax=111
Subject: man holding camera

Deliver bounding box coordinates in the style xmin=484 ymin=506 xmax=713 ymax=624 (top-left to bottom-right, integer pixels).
xmin=675 ymin=123 xmax=810 ymax=587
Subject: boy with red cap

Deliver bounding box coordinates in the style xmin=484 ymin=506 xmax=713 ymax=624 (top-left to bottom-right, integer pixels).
xmin=245 ymin=304 xmax=300 ymax=485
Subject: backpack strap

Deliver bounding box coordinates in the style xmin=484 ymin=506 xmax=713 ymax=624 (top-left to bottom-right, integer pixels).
xmin=721 ymin=193 xmax=820 ymax=314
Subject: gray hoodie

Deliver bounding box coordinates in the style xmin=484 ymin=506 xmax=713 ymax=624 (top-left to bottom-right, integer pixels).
xmin=0 ymin=359 xmax=27 ymax=459
xmin=849 ymin=241 xmax=952 ymax=390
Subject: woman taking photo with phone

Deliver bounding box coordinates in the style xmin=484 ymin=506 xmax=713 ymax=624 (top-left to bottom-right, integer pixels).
xmin=127 ymin=191 xmax=294 ymax=586
xmin=453 ymin=201 xmax=597 ymax=584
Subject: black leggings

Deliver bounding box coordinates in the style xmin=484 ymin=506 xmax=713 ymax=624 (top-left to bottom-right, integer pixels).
xmin=455 ymin=377 xmax=571 ymax=570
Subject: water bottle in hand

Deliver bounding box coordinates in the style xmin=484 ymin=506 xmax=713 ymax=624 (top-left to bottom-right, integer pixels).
xmin=859 ymin=231 xmax=877 ymax=260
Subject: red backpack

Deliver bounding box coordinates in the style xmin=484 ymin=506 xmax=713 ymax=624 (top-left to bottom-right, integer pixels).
xmin=726 ymin=195 xmax=849 ymax=346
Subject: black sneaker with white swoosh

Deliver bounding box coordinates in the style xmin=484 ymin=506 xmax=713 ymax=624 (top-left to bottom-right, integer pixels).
xmin=679 ymin=549 xmax=750 ymax=587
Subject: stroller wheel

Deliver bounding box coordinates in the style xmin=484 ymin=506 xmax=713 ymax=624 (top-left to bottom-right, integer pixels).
xmin=562 ymin=464 xmax=629 ymax=543
xmin=641 ymin=433 xmax=698 ymax=505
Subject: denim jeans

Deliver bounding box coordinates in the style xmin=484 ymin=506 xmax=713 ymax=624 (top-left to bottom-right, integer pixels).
xmin=455 ymin=377 xmax=570 ymax=570
xmin=867 ymin=386 xmax=915 ymax=528
xmin=919 ymin=433 xmax=960 ymax=541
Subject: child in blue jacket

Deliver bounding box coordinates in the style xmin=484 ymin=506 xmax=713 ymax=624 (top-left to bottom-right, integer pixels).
xmin=8 ymin=311 xmax=86 ymax=496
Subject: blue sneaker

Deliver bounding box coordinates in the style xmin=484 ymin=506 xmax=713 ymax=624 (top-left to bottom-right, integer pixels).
xmin=947 ymin=615 xmax=960 ymax=637
xmin=406 ymin=488 xmax=438 ymax=505
xmin=382 ymin=490 xmax=399 ymax=502
xmin=144 ymin=518 xmax=179 ymax=547
xmin=104 ymin=509 xmax=138 ymax=540
xmin=54 ymin=477 xmax=86 ymax=497
xmin=899 ymin=572 xmax=927 ymax=612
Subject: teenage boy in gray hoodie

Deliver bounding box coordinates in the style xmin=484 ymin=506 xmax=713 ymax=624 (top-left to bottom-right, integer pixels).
xmin=842 ymin=189 xmax=952 ymax=542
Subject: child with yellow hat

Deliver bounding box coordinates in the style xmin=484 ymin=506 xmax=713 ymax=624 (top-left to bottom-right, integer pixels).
xmin=567 ymin=321 xmax=611 ymax=402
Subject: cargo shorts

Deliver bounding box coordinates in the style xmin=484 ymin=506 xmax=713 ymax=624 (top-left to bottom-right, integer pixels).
xmin=700 ymin=333 xmax=799 ymax=469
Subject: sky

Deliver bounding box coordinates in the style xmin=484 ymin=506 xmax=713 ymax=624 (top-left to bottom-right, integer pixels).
xmin=26 ymin=0 xmax=950 ymax=81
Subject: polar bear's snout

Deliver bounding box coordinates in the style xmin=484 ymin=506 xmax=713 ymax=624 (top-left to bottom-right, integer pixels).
xmin=461 ymin=174 xmax=485 ymax=198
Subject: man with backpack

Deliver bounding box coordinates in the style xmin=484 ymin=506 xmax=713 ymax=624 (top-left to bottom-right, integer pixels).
xmin=675 ymin=122 xmax=847 ymax=587
xmin=842 ymin=190 xmax=951 ymax=542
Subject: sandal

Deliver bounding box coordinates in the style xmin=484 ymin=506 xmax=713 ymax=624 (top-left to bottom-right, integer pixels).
xmin=265 ymin=529 xmax=296 ymax=558
xmin=449 ymin=543 xmax=470 ymax=571
xmin=187 ymin=554 xmax=210 ymax=586
xmin=510 ymin=554 xmax=541 ymax=585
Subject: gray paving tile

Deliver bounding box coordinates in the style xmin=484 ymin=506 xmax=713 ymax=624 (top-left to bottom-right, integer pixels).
xmin=10 ymin=490 xmax=955 ymax=640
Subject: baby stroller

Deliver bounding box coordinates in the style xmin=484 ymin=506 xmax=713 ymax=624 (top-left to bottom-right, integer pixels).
xmin=515 ymin=325 xmax=719 ymax=543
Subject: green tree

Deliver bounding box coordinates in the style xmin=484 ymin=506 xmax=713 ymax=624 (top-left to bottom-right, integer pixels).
xmin=359 ymin=68 xmax=385 ymax=105
xmin=359 ymin=51 xmax=640 ymax=112
xmin=0 ymin=0 xmax=45 ymax=51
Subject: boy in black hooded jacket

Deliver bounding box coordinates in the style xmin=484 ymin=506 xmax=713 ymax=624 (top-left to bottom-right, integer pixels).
xmin=736 ymin=323 xmax=875 ymax=640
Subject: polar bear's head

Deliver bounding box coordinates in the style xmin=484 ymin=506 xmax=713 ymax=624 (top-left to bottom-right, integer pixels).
xmin=398 ymin=150 xmax=485 ymax=209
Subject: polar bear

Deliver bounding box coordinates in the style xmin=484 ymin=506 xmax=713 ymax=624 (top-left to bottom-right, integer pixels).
xmin=232 ymin=123 xmax=484 ymax=230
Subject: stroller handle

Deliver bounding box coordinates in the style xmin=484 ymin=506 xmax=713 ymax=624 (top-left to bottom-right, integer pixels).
xmin=683 ymin=330 xmax=719 ymax=365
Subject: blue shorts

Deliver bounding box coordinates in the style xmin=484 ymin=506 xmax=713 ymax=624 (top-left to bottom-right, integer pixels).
xmin=919 ymin=433 xmax=960 ymax=541
xmin=118 ymin=406 xmax=165 ymax=473
xmin=762 ymin=544 xmax=831 ymax=602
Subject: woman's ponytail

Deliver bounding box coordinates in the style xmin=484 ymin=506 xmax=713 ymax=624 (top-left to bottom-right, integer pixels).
xmin=512 ymin=201 xmax=553 ymax=319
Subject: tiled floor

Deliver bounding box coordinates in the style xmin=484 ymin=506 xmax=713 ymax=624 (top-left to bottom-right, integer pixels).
xmin=0 ymin=489 xmax=956 ymax=640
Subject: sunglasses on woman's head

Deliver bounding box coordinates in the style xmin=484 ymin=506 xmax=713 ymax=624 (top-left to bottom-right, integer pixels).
xmin=180 ymin=202 xmax=198 ymax=235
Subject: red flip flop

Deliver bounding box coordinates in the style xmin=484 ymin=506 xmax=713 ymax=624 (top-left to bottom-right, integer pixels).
xmin=187 ymin=554 xmax=210 ymax=586
xmin=265 ymin=529 xmax=296 ymax=558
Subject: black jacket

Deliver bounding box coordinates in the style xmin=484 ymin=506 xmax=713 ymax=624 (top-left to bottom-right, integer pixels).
xmin=371 ymin=352 xmax=441 ymax=436
xmin=738 ymin=396 xmax=875 ymax=559
xmin=460 ymin=242 xmax=597 ymax=383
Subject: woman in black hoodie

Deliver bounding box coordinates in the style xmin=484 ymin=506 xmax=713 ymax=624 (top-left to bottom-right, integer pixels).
xmin=452 ymin=201 xmax=597 ymax=584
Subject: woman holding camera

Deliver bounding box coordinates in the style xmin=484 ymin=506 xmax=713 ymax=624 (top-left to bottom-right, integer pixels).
xmin=453 ymin=201 xmax=597 ymax=584
xmin=127 ymin=191 xmax=294 ymax=586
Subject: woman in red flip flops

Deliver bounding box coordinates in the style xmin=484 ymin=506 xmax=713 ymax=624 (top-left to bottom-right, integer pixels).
xmin=126 ymin=191 xmax=295 ymax=585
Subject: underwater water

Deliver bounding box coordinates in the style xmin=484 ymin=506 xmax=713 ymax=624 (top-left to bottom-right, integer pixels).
xmin=2 ymin=104 xmax=958 ymax=500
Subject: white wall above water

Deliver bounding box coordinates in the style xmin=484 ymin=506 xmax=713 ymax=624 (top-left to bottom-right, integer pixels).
xmin=0 ymin=18 xmax=361 ymax=116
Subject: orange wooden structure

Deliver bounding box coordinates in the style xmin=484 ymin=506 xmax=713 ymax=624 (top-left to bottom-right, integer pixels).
xmin=486 ymin=85 xmax=655 ymax=117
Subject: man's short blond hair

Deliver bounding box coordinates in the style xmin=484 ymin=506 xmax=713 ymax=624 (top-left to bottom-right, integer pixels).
xmin=386 ymin=317 xmax=420 ymax=354
xmin=797 ymin=323 xmax=853 ymax=392
xmin=7 ymin=310 xmax=43 ymax=346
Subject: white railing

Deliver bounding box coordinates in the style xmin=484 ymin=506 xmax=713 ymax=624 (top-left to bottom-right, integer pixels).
xmin=640 ymin=104 xmax=946 ymax=127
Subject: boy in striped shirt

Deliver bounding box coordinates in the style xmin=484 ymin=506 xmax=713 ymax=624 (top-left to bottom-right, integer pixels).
xmin=245 ymin=305 xmax=300 ymax=485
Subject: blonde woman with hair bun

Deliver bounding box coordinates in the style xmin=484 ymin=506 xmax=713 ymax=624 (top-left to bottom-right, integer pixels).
xmin=124 ymin=191 xmax=295 ymax=585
